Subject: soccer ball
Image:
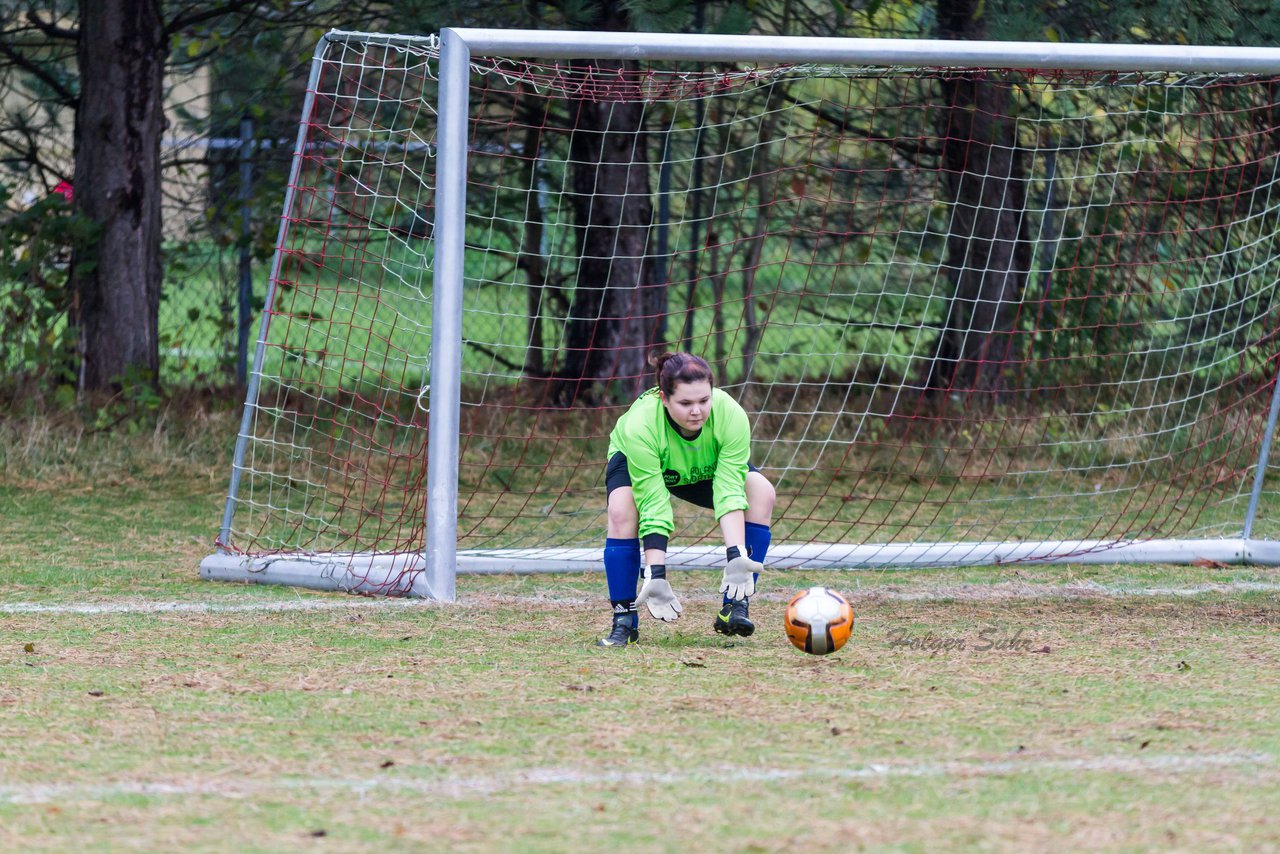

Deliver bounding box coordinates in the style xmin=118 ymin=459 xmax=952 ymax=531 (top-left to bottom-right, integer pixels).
xmin=784 ymin=586 xmax=855 ymax=655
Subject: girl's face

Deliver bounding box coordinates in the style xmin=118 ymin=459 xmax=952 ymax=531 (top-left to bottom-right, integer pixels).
xmin=661 ymin=380 xmax=712 ymax=436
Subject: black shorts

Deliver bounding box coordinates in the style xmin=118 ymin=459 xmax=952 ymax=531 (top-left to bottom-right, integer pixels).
xmin=606 ymin=451 xmax=759 ymax=511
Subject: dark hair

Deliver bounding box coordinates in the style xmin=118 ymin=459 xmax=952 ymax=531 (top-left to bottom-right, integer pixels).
xmin=650 ymin=351 xmax=714 ymax=396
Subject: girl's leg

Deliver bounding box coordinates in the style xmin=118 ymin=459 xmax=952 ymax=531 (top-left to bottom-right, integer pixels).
xmin=744 ymin=470 xmax=776 ymax=565
xmin=600 ymin=483 xmax=642 ymax=646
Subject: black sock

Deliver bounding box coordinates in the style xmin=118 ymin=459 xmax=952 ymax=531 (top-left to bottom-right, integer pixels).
xmin=610 ymin=600 xmax=638 ymax=629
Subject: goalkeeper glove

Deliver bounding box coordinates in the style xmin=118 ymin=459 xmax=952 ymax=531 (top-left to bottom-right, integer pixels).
xmin=720 ymin=549 xmax=761 ymax=600
xmin=635 ymin=565 xmax=683 ymax=622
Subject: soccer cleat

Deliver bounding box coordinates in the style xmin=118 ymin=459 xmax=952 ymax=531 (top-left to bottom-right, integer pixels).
xmin=714 ymin=598 xmax=755 ymax=637
xmin=596 ymin=617 xmax=639 ymax=648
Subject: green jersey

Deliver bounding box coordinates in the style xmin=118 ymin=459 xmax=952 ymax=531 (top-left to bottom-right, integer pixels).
xmin=607 ymin=386 xmax=752 ymax=540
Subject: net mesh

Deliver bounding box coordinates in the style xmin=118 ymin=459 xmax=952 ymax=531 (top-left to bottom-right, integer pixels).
xmin=217 ymin=34 xmax=1280 ymax=577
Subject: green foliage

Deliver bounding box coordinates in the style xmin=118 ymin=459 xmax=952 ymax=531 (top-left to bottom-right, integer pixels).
xmin=989 ymin=0 xmax=1280 ymax=45
xmin=0 ymin=183 xmax=99 ymax=398
xmin=619 ymin=0 xmax=693 ymax=32
xmin=88 ymin=364 xmax=167 ymax=433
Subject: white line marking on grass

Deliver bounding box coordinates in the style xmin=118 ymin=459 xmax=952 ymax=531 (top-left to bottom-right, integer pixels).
xmin=2 ymin=580 xmax=1277 ymax=616
xmin=0 ymin=751 xmax=1269 ymax=804
xmin=865 ymin=580 xmax=1280 ymax=602
xmin=0 ymin=599 xmax=429 ymax=615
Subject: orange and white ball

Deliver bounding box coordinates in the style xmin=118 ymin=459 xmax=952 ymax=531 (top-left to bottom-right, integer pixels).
xmin=784 ymin=586 xmax=855 ymax=655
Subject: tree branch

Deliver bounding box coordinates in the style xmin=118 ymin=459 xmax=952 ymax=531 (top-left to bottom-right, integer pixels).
xmin=0 ymin=40 xmax=75 ymax=105
xmin=466 ymin=341 xmax=550 ymax=378
xmin=164 ymin=0 xmax=270 ymax=37
xmin=779 ymin=88 xmax=940 ymax=162
xmin=795 ymin=300 xmax=940 ymax=333
xmin=163 ymin=0 xmax=337 ymax=38
xmin=24 ymin=10 xmax=78 ymax=41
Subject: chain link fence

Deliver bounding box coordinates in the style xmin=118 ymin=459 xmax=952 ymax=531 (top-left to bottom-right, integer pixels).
xmin=159 ymin=122 xmax=269 ymax=389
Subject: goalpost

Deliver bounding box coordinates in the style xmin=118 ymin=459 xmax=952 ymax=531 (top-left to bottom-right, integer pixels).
xmin=201 ymin=29 xmax=1280 ymax=601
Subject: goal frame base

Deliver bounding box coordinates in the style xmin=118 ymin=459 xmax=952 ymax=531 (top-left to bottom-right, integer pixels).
xmin=200 ymin=538 xmax=1280 ymax=598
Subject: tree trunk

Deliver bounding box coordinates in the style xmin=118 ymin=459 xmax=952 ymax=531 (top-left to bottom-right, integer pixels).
xmin=72 ymin=0 xmax=165 ymax=393
xmin=553 ymin=59 xmax=659 ymax=406
xmin=925 ymin=0 xmax=1031 ymax=396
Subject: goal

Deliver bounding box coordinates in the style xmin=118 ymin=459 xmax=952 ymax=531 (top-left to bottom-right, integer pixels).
xmin=201 ymin=29 xmax=1280 ymax=600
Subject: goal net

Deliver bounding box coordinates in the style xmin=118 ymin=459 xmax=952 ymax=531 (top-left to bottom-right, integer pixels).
xmin=202 ymin=30 xmax=1280 ymax=598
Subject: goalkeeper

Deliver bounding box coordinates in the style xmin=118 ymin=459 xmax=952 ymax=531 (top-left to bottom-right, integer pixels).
xmin=597 ymin=351 xmax=776 ymax=648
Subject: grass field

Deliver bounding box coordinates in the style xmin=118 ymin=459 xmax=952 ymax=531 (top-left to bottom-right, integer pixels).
xmin=3 ymin=409 xmax=1280 ymax=852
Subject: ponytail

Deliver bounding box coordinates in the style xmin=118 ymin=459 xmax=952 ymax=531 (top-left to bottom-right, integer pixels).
xmin=650 ymin=351 xmax=714 ymax=395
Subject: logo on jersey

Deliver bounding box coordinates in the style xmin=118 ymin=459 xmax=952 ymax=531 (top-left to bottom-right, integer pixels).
xmin=687 ymin=464 xmax=715 ymax=483
xmin=663 ymin=469 xmax=681 ymax=486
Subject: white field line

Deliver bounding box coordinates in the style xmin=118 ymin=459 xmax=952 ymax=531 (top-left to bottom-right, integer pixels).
xmin=2 ymin=580 xmax=1279 ymax=616
xmin=858 ymin=580 xmax=1280 ymax=602
xmin=0 ymin=751 xmax=1269 ymax=804
xmin=0 ymin=599 xmax=430 ymax=615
